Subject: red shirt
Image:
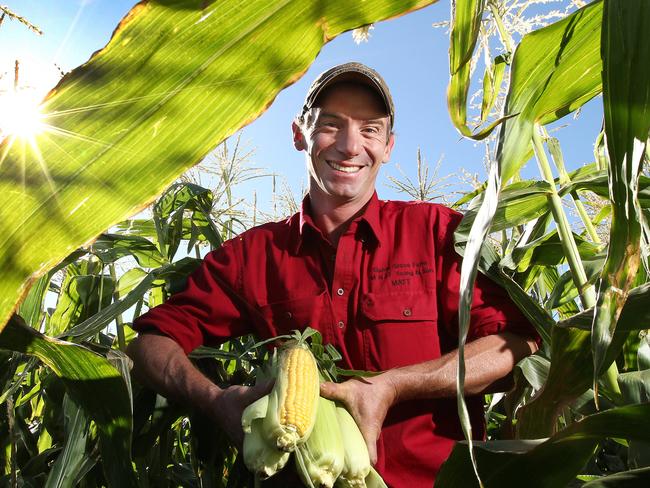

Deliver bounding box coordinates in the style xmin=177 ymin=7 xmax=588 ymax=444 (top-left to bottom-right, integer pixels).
xmin=133 ymin=193 xmax=534 ymax=487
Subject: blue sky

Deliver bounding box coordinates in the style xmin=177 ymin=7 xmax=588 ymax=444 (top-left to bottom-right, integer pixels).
xmin=1 ymin=0 xmax=602 ymax=216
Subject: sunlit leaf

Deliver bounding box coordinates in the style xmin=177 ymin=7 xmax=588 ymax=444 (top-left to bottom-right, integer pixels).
xmin=591 ymin=0 xmax=650 ymax=395
xmin=0 ymin=0 xmax=439 ymax=332
xmin=458 ymin=1 xmax=606 ymax=440
xmin=496 ymin=0 xmax=603 ymax=183
xmin=458 ymin=180 xmax=552 ymax=235
xmin=480 ymin=55 xmax=507 ymax=124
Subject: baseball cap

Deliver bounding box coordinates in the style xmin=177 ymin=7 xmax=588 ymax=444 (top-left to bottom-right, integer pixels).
xmin=301 ymin=62 xmax=395 ymax=129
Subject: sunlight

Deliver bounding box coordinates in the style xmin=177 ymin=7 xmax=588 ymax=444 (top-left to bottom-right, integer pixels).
xmin=0 ymin=89 xmax=45 ymax=140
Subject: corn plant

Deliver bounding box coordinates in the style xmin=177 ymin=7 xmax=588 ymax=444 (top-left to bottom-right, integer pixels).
xmin=437 ymin=0 xmax=650 ymax=486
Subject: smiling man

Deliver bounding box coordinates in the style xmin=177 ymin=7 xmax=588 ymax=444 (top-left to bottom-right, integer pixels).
xmin=128 ymin=62 xmax=538 ymax=486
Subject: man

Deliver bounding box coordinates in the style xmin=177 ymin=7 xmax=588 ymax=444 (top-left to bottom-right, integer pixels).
xmin=128 ymin=62 xmax=538 ymax=486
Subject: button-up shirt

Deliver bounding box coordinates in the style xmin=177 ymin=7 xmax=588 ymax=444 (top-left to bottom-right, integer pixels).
xmin=133 ymin=192 xmax=535 ymax=487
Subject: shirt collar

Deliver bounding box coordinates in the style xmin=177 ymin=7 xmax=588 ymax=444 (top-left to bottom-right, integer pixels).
xmin=288 ymin=192 xmax=383 ymax=254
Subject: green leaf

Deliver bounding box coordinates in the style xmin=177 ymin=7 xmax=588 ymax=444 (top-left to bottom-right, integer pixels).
xmin=152 ymin=183 xmax=222 ymax=260
xmin=458 ymin=180 xmax=552 ymax=235
xmin=0 ymin=315 xmax=136 ymax=487
xmin=560 ymin=283 xmax=650 ymax=334
xmin=496 ymin=0 xmax=603 ymax=183
xmin=89 ymin=234 xmax=167 ymax=268
xmin=48 ymin=274 xmax=115 ymax=337
xmin=581 ymin=467 xmax=650 ymax=487
xmin=437 ymin=403 xmax=650 ymax=488
xmin=501 ymin=230 xmax=601 ymax=273
xmin=516 ymin=284 xmax=650 ymax=437
xmin=546 ymin=256 xmax=604 ymax=310
xmin=454 ymin=232 xmax=554 ymax=346
xmin=44 ymin=394 xmax=90 ymax=488
xmin=515 ymin=354 xmax=550 ymax=391
xmin=591 ymin=0 xmax=650 ymax=393
xmin=480 ymin=55 xmax=507 ymax=124
xmin=0 ymin=0 xmax=438 ymax=332
xmin=458 ymin=1 xmax=606 ymax=439
xmin=618 ymin=370 xmax=650 ymax=404
xmin=639 ymin=333 xmax=650 ymax=371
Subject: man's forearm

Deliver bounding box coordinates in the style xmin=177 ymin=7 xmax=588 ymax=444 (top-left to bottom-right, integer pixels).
xmin=383 ymin=332 xmax=538 ymax=403
xmin=126 ymin=333 xmax=222 ymax=415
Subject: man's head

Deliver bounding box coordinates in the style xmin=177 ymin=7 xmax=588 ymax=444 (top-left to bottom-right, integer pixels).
xmin=293 ymin=62 xmax=395 ymax=209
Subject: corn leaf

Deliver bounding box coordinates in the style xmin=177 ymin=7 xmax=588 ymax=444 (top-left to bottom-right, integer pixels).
xmin=437 ymin=403 xmax=650 ymax=488
xmin=496 ymin=0 xmax=603 ymax=183
xmin=0 ymin=315 xmax=136 ymax=487
xmin=458 ymin=180 xmax=552 ymax=235
xmin=89 ymin=234 xmax=168 ymax=268
xmin=581 ymin=468 xmax=650 ymax=487
xmin=591 ymin=0 xmax=650 ymax=394
xmin=480 ymin=55 xmax=507 ymax=124
xmin=500 ymin=230 xmax=601 ymax=272
xmin=457 ymin=0 xmax=604 ymax=440
xmin=517 ymin=283 xmax=650 ymax=437
xmin=546 ymin=257 xmax=604 ymax=310
xmin=0 ymin=0 xmax=439 ymax=332
xmin=558 ymin=283 xmax=650 ymax=334
xmin=44 ymin=394 xmax=90 ymax=488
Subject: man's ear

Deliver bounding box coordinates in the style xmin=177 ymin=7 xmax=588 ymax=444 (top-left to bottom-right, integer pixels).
xmin=382 ymin=132 xmax=395 ymax=163
xmin=292 ymin=121 xmax=307 ymax=151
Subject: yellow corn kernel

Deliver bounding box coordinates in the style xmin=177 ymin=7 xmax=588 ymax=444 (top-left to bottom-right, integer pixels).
xmin=279 ymin=346 xmax=319 ymax=436
xmin=262 ymin=341 xmax=320 ymax=451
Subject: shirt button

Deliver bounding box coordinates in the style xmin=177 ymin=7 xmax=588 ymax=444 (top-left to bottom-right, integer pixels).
xmin=403 ymin=308 xmax=412 ymax=317
xmin=285 ymin=311 xmax=292 ymax=319
xmin=337 ymin=288 xmax=344 ymax=296
xmin=338 ymin=321 xmax=345 ymax=328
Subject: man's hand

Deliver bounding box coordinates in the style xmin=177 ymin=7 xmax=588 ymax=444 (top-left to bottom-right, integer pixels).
xmin=128 ymin=333 xmax=272 ymax=450
xmin=209 ymin=381 xmax=272 ymax=450
xmin=319 ymin=373 xmax=398 ymax=465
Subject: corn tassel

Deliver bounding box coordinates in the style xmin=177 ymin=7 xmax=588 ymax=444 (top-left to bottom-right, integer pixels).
xmin=295 ymin=396 xmax=345 ymax=488
xmin=334 ymin=405 xmax=371 ymax=487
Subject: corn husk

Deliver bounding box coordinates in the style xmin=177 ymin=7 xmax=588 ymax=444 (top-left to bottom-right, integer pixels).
xmin=295 ymin=396 xmax=345 ymax=488
xmin=334 ymin=405 xmax=371 ymax=487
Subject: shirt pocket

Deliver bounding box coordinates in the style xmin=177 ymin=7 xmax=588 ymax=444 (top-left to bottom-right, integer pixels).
xmin=257 ymin=290 xmax=327 ymax=336
xmin=360 ymin=291 xmax=441 ymax=370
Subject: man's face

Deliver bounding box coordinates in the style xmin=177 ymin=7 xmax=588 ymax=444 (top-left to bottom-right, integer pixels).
xmin=293 ymin=82 xmax=394 ymax=208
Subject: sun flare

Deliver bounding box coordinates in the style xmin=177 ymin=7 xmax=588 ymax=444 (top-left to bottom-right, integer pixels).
xmin=0 ymin=89 xmax=46 ymax=140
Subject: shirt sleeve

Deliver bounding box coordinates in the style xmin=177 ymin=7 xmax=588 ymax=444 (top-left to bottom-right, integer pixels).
xmin=131 ymin=237 xmax=252 ymax=354
xmin=433 ymin=206 xmax=537 ymax=342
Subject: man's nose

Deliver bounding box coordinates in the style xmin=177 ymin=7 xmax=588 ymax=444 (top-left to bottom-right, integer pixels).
xmin=335 ymin=125 xmax=361 ymax=158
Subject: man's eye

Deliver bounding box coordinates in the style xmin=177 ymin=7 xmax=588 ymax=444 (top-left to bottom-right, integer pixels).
xmin=363 ymin=126 xmax=380 ymax=134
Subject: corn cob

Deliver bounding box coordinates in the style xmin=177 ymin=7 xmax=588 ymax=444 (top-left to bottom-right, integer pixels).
xmin=243 ymin=417 xmax=290 ymax=479
xmin=295 ymin=396 xmax=345 ymax=488
xmin=242 ymin=342 xmax=320 ymax=452
xmin=334 ymin=405 xmax=371 ymax=487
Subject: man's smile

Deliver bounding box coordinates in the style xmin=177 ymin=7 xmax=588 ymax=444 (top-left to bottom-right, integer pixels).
xmin=326 ymin=160 xmax=363 ymax=173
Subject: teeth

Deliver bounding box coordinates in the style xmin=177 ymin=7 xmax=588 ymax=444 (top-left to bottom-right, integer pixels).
xmin=327 ymin=161 xmax=361 ymax=173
